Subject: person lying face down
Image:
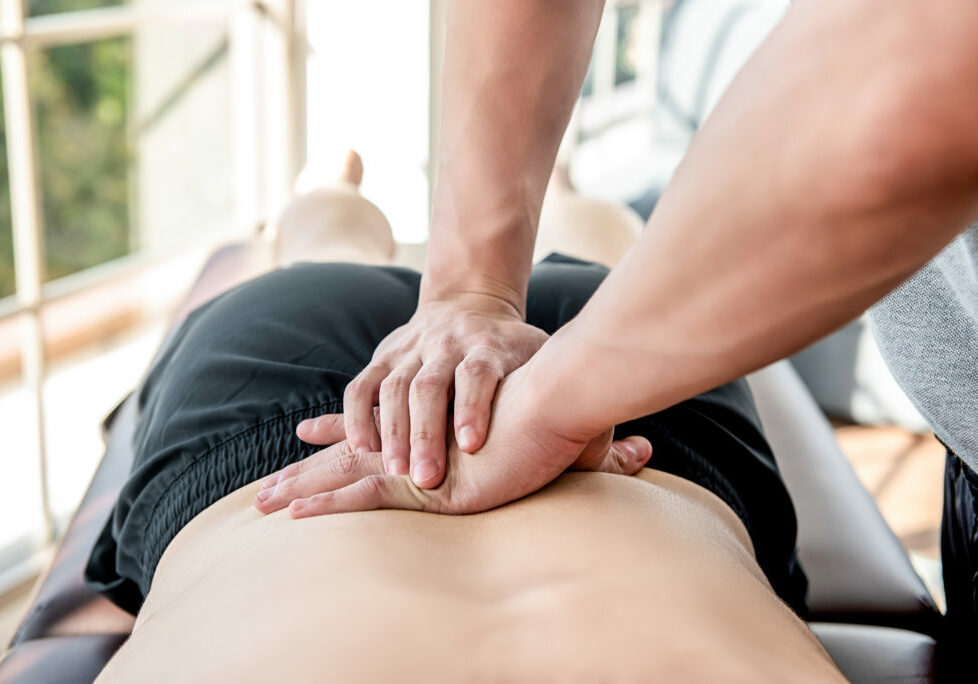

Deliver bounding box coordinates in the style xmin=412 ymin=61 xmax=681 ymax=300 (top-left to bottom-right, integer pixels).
xmin=87 ymin=256 xmax=844 ymax=682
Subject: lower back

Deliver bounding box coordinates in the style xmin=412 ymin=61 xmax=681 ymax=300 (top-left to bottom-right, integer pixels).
xmin=98 ymin=470 xmax=842 ymax=683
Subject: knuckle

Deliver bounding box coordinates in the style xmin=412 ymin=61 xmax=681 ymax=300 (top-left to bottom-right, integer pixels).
xmin=458 ymin=356 xmax=500 ymax=379
xmin=471 ymin=333 xmax=500 ymax=350
xmin=308 ymin=492 xmax=331 ymax=507
xmin=455 ymin=392 xmax=487 ymax=411
xmin=410 ymin=372 xmax=445 ymax=396
xmin=434 ymin=335 xmax=461 ymax=353
xmin=331 ymin=450 xmax=360 ymax=476
xmin=344 ymin=380 xmax=364 ymax=403
xmin=383 ymin=420 xmax=406 ymax=440
xmin=274 ymin=476 xmax=295 ymax=499
xmin=360 ymin=475 xmax=387 ymax=498
xmin=410 ymin=430 xmax=438 ymax=446
xmin=379 ymin=374 xmax=410 ymax=398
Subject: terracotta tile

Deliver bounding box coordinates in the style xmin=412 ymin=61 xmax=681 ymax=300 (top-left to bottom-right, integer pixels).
xmin=833 ymin=424 xmax=944 ymax=559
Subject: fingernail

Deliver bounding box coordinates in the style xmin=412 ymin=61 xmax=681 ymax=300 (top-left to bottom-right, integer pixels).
xmin=458 ymin=426 xmax=477 ymax=451
xmin=630 ymin=440 xmax=651 ymax=461
xmin=256 ymin=489 xmax=271 ymax=502
xmin=411 ymin=459 xmax=439 ymax=486
xmin=290 ymin=500 xmax=306 ymax=513
xmin=260 ymin=475 xmax=278 ymax=490
xmin=387 ymin=458 xmax=408 ymax=476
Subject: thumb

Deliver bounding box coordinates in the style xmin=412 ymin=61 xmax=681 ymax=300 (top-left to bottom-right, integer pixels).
xmin=574 ymin=435 xmax=652 ymax=475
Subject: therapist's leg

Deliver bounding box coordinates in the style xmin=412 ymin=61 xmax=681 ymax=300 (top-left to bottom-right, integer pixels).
xmin=940 ymin=451 xmax=978 ymax=673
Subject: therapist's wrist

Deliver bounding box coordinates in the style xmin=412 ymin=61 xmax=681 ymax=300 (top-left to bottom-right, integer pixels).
xmin=422 ymin=194 xmax=537 ymax=316
xmin=418 ymin=269 xmax=527 ymax=319
xmin=520 ymin=325 xmax=617 ymax=443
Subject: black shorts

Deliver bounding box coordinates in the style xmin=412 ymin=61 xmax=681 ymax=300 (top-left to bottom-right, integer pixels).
xmin=85 ymin=254 xmax=807 ymax=615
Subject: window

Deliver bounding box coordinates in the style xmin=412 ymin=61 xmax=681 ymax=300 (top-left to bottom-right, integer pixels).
xmin=570 ymin=0 xmax=664 ymax=203
xmin=0 ymin=0 xmax=304 ymax=591
xmin=32 ymin=35 xmax=133 ymax=283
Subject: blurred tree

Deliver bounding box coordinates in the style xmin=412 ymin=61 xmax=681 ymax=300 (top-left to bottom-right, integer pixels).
xmin=0 ymin=0 xmax=130 ymax=298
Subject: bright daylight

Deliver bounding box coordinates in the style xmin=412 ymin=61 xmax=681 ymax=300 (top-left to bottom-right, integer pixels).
xmin=2 ymin=1 xmax=973 ymax=682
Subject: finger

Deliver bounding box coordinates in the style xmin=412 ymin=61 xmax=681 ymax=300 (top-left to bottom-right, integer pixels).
xmin=574 ymin=436 xmax=652 ymax=475
xmin=289 ymin=474 xmax=432 ymax=518
xmin=453 ymin=349 xmax=503 ymax=453
xmin=408 ymin=357 xmax=455 ymax=489
xmin=258 ymin=440 xmax=374 ymax=499
xmin=343 ymin=364 xmax=388 ymax=453
xmin=378 ymin=360 xmax=422 ymax=476
xmin=270 ymin=410 xmax=379 ymax=489
xmin=254 ymin=444 xmax=385 ymax=513
xmin=295 ymin=414 xmax=346 ymax=445
xmin=258 ymin=446 xmax=334 ymax=493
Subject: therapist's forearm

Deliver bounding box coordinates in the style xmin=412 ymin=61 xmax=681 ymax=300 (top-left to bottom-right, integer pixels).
xmin=525 ymin=0 xmax=978 ymax=439
xmin=421 ymin=0 xmax=603 ymax=315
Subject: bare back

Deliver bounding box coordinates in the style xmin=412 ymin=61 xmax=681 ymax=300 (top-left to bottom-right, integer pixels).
xmin=97 ymin=469 xmax=844 ymax=683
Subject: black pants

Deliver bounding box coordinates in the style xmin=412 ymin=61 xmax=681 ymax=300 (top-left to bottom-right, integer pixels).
xmin=941 ymin=451 xmax=978 ymax=677
xmin=86 ymin=255 xmax=807 ymax=616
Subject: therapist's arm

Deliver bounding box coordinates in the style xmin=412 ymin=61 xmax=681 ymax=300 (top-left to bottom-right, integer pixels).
xmin=260 ymin=0 xmax=978 ymax=518
xmin=527 ymin=0 xmax=978 ymax=440
xmin=311 ymin=0 xmax=604 ymax=488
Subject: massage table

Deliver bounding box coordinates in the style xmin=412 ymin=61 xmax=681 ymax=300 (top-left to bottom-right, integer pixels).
xmin=0 ymin=243 xmax=942 ymax=683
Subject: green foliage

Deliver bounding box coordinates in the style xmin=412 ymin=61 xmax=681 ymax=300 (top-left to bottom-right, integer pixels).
xmin=0 ymin=0 xmax=131 ymax=299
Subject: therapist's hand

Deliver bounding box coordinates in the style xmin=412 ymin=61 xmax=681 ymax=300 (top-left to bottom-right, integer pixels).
xmin=255 ymin=366 xmax=652 ymax=517
xmin=298 ymin=293 xmax=548 ymax=491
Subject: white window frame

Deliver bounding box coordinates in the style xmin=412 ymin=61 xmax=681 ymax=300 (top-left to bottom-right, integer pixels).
xmin=0 ymin=0 xmax=305 ymax=589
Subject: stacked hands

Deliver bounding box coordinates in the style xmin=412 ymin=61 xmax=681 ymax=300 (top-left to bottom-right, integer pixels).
xmin=253 ymin=296 xmax=653 ymax=518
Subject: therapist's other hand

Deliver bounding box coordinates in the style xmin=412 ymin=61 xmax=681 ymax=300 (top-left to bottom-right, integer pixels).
xmin=255 ymin=368 xmax=652 ymax=517
xmin=299 ymin=294 xmax=548 ymax=491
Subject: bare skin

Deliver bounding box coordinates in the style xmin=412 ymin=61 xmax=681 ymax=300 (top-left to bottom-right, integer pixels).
xmin=93 ymin=176 xmax=842 ymax=680
xmin=292 ymin=0 xmax=978 ymax=516
xmin=97 ymin=469 xmax=844 ymax=683
xmin=333 ymin=0 xmax=605 ymax=487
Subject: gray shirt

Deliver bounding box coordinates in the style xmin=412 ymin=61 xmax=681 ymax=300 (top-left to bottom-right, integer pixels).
xmin=870 ymin=222 xmax=978 ymax=472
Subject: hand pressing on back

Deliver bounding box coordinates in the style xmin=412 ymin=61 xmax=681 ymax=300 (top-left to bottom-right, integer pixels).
xmin=296 ymin=292 xmax=549 ymax=491
xmin=254 ymin=365 xmax=651 ymax=517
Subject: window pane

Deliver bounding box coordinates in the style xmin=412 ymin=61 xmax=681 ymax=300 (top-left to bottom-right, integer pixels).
xmin=28 ymin=0 xmax=126 ymax=17
xmin=31 ymin=36 xmax=133 ymax=282
xmin=615 ymin=4 xmax=640 ymax=86
xmin=132 ymin=18 xmax=236 ymax=253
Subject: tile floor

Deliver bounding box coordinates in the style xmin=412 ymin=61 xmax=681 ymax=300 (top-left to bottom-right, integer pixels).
xmin=833 ymin=422 xmax=945 ymax=560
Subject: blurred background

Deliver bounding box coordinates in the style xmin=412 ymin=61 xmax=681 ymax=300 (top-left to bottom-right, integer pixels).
xmin=0 ymin=0 xmax=945 ymax=638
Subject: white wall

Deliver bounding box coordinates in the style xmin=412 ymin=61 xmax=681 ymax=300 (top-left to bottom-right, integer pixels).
xmin=304 ymin=1 xmax=431 ymax=244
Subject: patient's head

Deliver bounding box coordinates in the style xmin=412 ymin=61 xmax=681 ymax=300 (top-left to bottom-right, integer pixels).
xmin=533 ymin=163 xmax=643 ymax=268
xmin=268 ymin=150 xmax=395 ymax=267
